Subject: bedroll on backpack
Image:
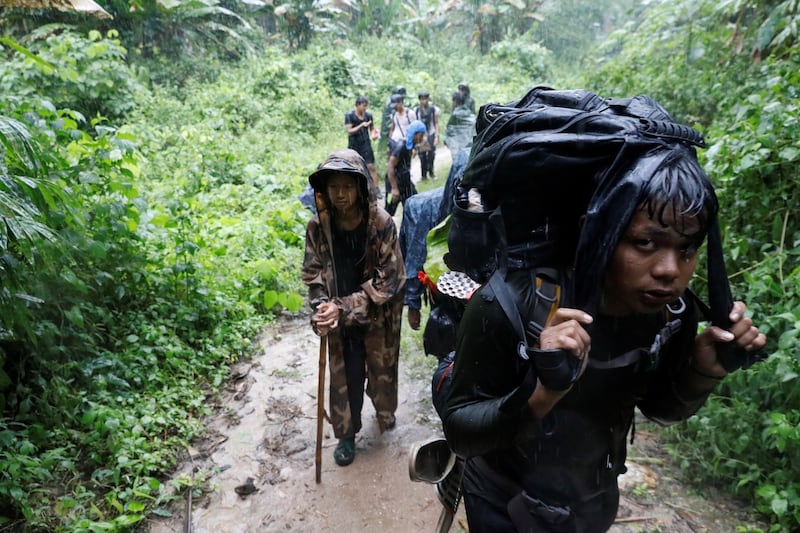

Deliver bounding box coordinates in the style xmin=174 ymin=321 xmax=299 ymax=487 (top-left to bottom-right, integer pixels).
xmin=445 ymin=86 xmax=707 ymax=288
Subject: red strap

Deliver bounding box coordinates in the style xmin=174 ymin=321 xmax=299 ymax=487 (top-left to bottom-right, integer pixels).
xmin=435 ymin=361 xmax=454 ymax=393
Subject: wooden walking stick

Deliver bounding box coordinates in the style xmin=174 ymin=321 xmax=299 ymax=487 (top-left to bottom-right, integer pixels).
xmin=315 ymin=335 xmax=327 ymax=484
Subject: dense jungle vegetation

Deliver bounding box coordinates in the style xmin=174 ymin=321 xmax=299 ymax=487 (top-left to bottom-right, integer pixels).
xmin=1 ymin=0 xmax=798 ymax=530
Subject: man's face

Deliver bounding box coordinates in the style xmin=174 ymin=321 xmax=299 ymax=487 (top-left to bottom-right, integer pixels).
xmin=356 ymin=101 xmax=368 ymax=113
xmin=419 ymin=96 xmax=429 ymax=107
xmin=326 ymin=173 xmax=359 ymax=215
xmin=413 ymin=132 xmax=425 ymax=146
xmin=602 ymin=207 xmax=702 ymax=316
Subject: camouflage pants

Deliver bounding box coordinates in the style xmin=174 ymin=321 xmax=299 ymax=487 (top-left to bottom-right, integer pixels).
xmin=327 ymin=319 xmax=400 ymax=438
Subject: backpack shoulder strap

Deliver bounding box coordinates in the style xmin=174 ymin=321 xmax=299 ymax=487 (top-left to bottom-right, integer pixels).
xmin=587 ymin=304 xmax=686 ymax=372
xmin=418 ymin=105 xmax=433 ymax=125
xmin=393 ymin=112 xmax=407 ymax=137
xmin=487 ymin=268 xmax=562 ymax=361
xmin=487 ymin=271 xmax=529 ymax=360
xmin=524 ymin=268 xmax=561 ymax=342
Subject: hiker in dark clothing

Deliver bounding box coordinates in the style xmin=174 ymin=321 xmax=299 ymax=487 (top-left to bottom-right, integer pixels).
xmin=345 ymin=95 xmax=380 ymax=189
xmin=414 ymin=91 xmax=440 ymax=180
xmin=444 ymin=92 xmax=476 ymax=155
xmin=385 ymin=120 xmax=426 ymax=216
xmin=440 ymin=131 xmax=767 ymax=531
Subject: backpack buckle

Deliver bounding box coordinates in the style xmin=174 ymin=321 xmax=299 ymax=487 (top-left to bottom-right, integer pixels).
xmin=517 ymin=341 xmax=529 ymax=361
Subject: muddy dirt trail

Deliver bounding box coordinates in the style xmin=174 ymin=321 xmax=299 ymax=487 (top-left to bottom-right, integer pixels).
xmin=147 ymin=315 xmax=463 ymax=532
xmin=146 ymin=314 xmax=767 ymax=533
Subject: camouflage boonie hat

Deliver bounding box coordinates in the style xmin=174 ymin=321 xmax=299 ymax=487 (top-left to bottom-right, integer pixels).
xmin=308 ymin=149 xmax=371 ymax=190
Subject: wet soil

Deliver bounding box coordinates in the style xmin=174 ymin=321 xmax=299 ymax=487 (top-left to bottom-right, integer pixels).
xmin=146 ymin=315 xmax=464 ymax=533
xmin=145 ymin=314 xmax=767 ymax=533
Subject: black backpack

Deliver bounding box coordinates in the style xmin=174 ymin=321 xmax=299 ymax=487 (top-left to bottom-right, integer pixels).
xmin=444 ymin=86 xmax=765 ymax=376
xmin=446 ymin=86 xmax=705 ymax=287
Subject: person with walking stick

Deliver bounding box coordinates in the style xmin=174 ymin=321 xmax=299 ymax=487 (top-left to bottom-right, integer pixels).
xmin=302 ymin=148 xmax=406 ymax=468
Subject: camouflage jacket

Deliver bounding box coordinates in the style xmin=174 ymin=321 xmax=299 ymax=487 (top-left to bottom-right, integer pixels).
xmin=301 ymin=164 xmax=406 ymax=334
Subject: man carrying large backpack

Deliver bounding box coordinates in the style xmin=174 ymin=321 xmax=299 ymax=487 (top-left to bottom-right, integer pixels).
xmin=436 ymin=87 xmax=767 ymax=532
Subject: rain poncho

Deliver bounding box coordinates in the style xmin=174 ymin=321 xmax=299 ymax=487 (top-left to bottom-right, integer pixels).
xmin=444 ymin=105 xmax=476 ymax=153
xmin=302 ymin=149 xmax=406 ymax=437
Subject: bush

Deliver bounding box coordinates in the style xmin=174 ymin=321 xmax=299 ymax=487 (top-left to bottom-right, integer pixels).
xmin=0 ymin=26 xmax=146 ymax=120
xmin=490 ymin=36 xmax=552 ymax=81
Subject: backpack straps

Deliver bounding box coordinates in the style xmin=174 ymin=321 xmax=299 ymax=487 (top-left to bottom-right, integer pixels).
xmin=587 ymin=302 xmax=686 ymax=372
xmin=490 ymin=266 xmax=691 ymax=373
xmin=488 ymin=271 xmax=530 ymax=360
xmin=416 ymin=105 xmax=434 ymax=129
xmin=487 ymin=268 xmax=562 ymax=361
xmin=392 ymin=111 xmax=408 ymax=138
xmin=525 ymin=268 xmax=561 ymax=341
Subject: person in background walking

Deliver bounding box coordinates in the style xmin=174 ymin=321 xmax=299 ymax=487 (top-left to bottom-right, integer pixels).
xmin=302 ymin=149 xmax=405 ymax=467
xmin=458 ymin=82 xmax=476 ymax=114
xmin=444 ymin=91 xmax=476 ymax=154
xmin=380 ymin=85 xmax=406 ymax=156
xmin=388 ymin=93 xmax=416 ymax=155
xmin=345 ymin=95 xmax=380 ymax=190
xmin=414 ymin=91 xmax=440 ymax=180
xmin=385 ymin=120 xmax=427 ymax=216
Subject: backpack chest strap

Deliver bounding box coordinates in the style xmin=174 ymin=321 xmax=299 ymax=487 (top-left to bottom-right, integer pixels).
xmin=588 ymin=317 xmax=683 ymax=372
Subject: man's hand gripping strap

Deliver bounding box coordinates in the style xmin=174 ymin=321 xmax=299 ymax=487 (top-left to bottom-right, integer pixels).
xmin=488 ymin=270 xmax=580 ymax=392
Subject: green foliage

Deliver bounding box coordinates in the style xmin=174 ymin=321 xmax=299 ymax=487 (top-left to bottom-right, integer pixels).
xmin=754 ymin=0 xmax=800 ymax=59
xmin=348 ymin=0 xmax=406 ymax=38
xmin=0 ymin=26 xmax=145 ymax=120
xmin=0 ymin=115 xmax=63 ymax=260
xmin=127 ymin=49 xmax=338 ymax=315
xmin=532 ymin=0 xmax=627 ymax=64
xmin=490 ymin=35 xmax=552 ymax=79
xmin=272 ymin=0 xmax=351 ymax=49
xmin=0 ymin=28 xmax=268 ymax=530
xmin=99 ymin=0 xmax=257 ymax=61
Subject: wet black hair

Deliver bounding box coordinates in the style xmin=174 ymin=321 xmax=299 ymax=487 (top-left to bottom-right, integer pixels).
xmin=574 ymin=143 xmax=719 ymax=314
xmin=355 ymin=95 xmax=368 ymax=105
xmin=637 ymin=148 xmax=717 ymax=240
xmin=452 ymin=92 xmax=464 ymax=106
